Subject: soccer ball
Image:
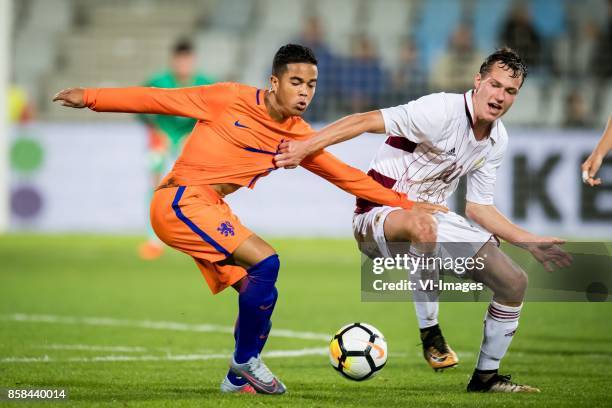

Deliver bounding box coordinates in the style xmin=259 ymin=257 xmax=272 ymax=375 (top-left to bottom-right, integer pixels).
xmin=329 ymin=322 xmax=387 ymax=381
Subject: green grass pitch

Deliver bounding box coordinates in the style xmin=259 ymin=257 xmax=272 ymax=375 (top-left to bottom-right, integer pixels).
xmin=1 ymin=235 xmax=611 ymax=407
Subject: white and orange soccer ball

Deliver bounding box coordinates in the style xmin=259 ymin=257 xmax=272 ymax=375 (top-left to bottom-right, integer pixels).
xmin=329 ymin=323 xmax=388 ymax=381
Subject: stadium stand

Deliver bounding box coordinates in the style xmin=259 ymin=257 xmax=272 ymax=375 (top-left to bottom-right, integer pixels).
xmin=10 ymin=0 xmax=612 ymax=127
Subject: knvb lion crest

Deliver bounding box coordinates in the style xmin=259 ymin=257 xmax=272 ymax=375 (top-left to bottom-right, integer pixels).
xmin=217 ymin=221 xmax=235 ymax=237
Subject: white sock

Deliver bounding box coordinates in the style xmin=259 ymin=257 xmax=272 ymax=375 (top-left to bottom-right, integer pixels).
xmin=409 ymin=244 xmax=439 ymax=329
xmin=413 ymin=300 xmax=439 ymax=329
xmin=476 ymin=300 xmax=522 ymax=371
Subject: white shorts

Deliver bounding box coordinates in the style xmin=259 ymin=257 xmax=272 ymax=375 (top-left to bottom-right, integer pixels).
xmin=352 ymin=206 xmax=495 ymax=260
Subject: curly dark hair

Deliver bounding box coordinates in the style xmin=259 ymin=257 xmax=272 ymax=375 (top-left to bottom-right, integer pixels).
xmin=272 ymin=44 xmax=318 ymax=76
xmin=173 ymin=38 xmax=194 ymax=55
xmin=479 ymin=47 xmax=528 ymax=87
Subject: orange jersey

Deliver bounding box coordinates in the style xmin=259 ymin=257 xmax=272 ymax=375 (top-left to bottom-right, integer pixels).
xmin=83 ymin=83 xmax=413 ymax=209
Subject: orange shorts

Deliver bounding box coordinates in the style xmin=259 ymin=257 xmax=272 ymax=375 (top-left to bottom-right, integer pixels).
xmin=150 ymin=184 xmax=253 ymax=294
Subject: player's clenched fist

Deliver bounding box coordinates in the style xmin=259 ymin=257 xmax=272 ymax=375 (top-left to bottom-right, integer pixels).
xmin=582 ymin=117 xmax=611 ymax=187
xmin=581 ymin=152 xmax=603 ymax=187
xmin=275 ymin=139 xmax=311 ymax=169
xmin=52 ymin=88 xmax=86 ymax=108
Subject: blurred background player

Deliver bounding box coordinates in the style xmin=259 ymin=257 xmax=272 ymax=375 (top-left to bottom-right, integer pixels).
xmin=582 ymin=116 xmax=612 ymax=186
xmin=138 ymin=38 xmax=214 ymax=260
xmin=9 ymin=84 xmax=35 ymax=123
xmin=274 ymin=48 xmax=572 ymax=393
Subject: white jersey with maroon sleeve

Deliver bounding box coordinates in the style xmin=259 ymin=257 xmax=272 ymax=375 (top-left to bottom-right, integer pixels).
xmin=355 ymin=90 xmax=508 ymax=214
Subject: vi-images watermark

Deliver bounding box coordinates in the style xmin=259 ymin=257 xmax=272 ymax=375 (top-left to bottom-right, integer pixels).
xmin=370 ymin=254 xmax=485 ymax=294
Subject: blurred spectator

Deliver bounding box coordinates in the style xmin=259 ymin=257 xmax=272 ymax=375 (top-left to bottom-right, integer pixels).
xmin=562 ymin=0 xmax=601 ymax=79
xmin=298 ymin=16 xmax=334 ymax=70
xmin=296 ymin=15 xmax=337 ymax=122
xmin=562 ymin=90 xmax=592 ymax=128
xmin=574 ymin=20 xmax=600 ymax=79
xmin=390 ymin=38 xmax=428 ymax=104
xmin=590 ymin=0 xmax=612 ymax=121
xmin=592 ymin=0 xmax=612 ymax=81
xmin=338 ymin=34 xmax=387 ymax=113
xmin=500 ymin=2 xmax=542 ymax=70
xmin=430 ymin=24 xmax=484 ymax=93
xmin=138 ymin=38 xmax=214 ymax=260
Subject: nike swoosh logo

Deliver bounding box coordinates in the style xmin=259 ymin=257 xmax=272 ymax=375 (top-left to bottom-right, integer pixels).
xmin=358 ymin=339 xmax=385 ymax=359
xmin=259 ymin=303 xmax=274 ymax=310
xmin=427 ymin=351 xmax=447 ymax=363
xmin=234 ymin=120 xmax=249 ymax=129
xmin=241 ymin=371 xmax=279 ymax=394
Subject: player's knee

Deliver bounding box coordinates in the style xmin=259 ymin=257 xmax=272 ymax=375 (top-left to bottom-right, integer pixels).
xmin=514 ymin=269 xmax=528 ymax=296
xmin=247 ymin=254 xmax=280 ymax=285
xmin=423 ymin=213 xmax=438 ymax=242
xmin=240 ymin=255 xmax=280 ymax=306
xmin=411 ymin=213 xmax=438 ymax=243
xmin=501 ymin=268 xmax=528 ymax=302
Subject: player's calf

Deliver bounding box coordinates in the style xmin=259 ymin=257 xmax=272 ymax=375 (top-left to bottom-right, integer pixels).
xmin=496 ymin=268 xmax=528 ymax=305
xmin=234 ymin=254 xmax=279 ymax=363
xmin=468 ymin=244 xmax=531 ymax=390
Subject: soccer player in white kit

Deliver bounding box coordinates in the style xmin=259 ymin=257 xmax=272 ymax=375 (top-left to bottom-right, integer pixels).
xmin=275 ymin=48 xmax=572 ymax=393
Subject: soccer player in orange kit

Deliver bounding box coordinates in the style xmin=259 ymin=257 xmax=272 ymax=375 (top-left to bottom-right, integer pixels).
xmin=53 ymin=44 xmax=445 ymax=395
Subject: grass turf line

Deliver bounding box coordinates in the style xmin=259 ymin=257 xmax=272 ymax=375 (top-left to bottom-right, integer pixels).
xmin=0 ymin=235 xmax=611 ymax=407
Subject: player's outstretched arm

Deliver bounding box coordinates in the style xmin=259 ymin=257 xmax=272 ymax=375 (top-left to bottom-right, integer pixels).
xmin=582 ymin=116 xmax=612 ymax=187
xmin=53 ymin=83 xmax=234 ymax=120
xmin=465 ymin=201 xmax=572 ymax=272
xmin=52 ymin=88 xmax=86 ymax=108
xmin=275 ymin=111 xmax=384 ymax=168
xmin=301 ymin=149 xmax=447 ymax=214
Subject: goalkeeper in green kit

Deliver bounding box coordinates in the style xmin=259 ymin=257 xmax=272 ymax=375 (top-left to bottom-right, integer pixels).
xmin=139 ymin=38 xmax=215 ymax=259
